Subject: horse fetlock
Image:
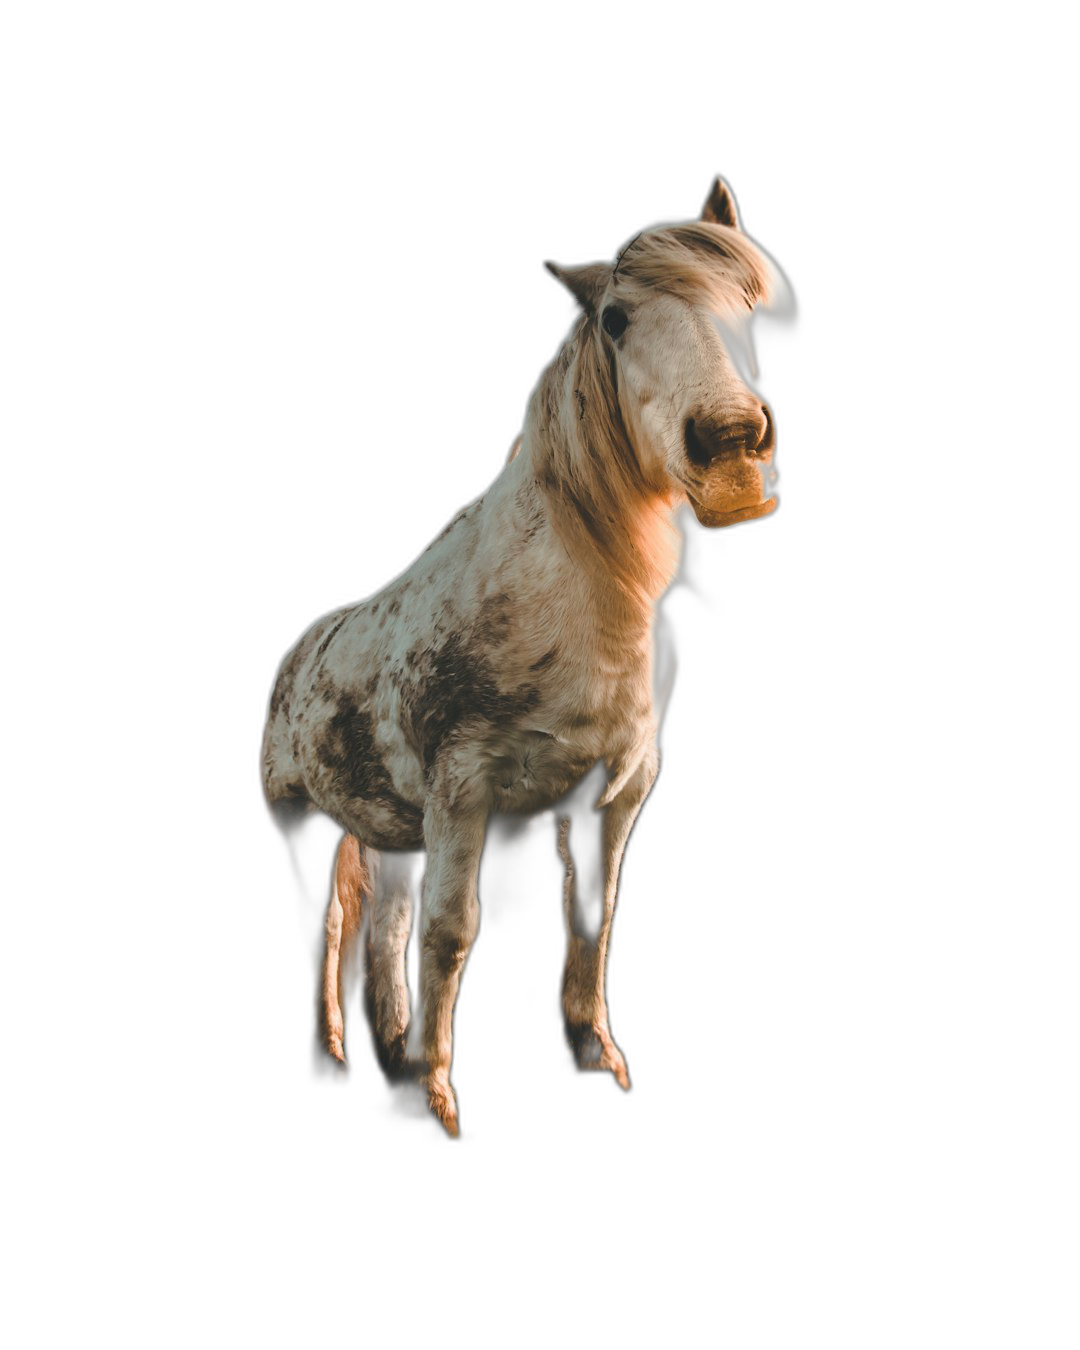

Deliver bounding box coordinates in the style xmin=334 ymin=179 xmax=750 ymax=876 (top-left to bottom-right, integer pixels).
xmin=566 ymin=1020 xmax=630 ymax=1088
xmin=375 ymin=1028 xmax=408 ymax=1077
xmin=322 ymin=985 xmax=346 ymax=1063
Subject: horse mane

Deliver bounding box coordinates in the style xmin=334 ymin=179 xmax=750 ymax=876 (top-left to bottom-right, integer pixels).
xmin=527 ymin=318 xmax=680 ymax=606
xmin=525 ymin=222 xmax=770 ymax=605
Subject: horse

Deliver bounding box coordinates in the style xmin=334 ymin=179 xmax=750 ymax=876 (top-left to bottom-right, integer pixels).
xmin=261 ymin=177 xmax=783 ymax=1136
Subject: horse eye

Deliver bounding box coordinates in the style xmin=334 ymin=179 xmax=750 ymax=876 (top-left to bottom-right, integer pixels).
xmin=602 ymin=306 xmax=628 ymax=339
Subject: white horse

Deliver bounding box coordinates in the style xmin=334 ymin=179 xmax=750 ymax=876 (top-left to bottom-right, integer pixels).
xmin=262 ymin=177 xmax=782 ymax=1135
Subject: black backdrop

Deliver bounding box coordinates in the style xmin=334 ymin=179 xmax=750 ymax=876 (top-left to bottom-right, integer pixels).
xmin=198 ymin=124 xmax=874 ymax=1161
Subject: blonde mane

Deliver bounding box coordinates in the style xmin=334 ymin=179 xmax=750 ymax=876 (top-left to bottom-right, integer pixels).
xmin=526 ymin=221 xmax=772 ymax=605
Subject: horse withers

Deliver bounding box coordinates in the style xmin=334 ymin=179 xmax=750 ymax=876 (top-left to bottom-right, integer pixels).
xmin=262 ymin=177 xmax=783 ymax=1135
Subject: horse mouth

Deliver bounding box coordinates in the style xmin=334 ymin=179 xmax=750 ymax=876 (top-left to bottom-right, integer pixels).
xmin=688 ymin=494 xmax=778 ymax=527
xmin=685 ymin=452 xmax=778 ymax=528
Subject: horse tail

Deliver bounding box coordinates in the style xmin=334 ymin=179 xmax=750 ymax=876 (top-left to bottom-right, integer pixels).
xmin=333 ymin=831 xmax=375 ymax=1020
xmin=321 ymin=832 xmax=375 ymax=1064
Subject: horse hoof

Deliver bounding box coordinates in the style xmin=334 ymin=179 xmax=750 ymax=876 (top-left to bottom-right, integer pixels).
xmin=605 ymin=1052 xmax=631 ymax=1091
xmin=394 ymin=1096 xmax=461 ymax=1139
xmin=399 ymin=1063 xmax=461 ymax=1139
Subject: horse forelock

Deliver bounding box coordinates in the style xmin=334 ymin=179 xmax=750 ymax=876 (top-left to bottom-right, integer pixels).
xmin=614 ymin=222 xmax=772 ymax=316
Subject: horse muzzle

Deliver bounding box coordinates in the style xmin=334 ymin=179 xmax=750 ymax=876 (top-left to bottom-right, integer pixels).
xmin=684 ymin=404 xmax=778 ymax=527
xmin=684 ymin=404 xmax=774 ymax=467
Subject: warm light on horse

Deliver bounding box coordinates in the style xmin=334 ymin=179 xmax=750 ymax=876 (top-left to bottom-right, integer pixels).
xmin=261 ymin=177 xmax=785 ymax=1136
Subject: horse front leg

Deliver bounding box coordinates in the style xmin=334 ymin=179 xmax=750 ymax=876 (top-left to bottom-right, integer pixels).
xmin=419 ymin=798 xmax=487 ymax=1137
xmin=559 ymin=746 xmax=659 ymax=1088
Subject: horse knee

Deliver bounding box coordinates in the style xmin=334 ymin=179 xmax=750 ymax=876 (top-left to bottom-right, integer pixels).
xmin=423 ymin=901 xmax=478 ymax=977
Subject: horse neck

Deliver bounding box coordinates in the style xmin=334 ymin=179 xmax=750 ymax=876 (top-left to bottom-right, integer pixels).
xmin=519 ymin=330 xmax=680 ymax=618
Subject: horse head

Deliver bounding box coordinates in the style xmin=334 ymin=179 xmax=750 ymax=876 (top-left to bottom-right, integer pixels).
xmin=546 ymin=177 xmax=780 ymax=528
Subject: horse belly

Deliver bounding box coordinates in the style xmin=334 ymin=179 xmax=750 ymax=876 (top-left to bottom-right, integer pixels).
xmin=317 ymin=793 xmax=425 ymax=852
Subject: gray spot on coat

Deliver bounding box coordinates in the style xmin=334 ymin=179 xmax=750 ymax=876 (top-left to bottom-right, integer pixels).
xmin=400 ymin=630 xmax=542 ymax=773
xmin=316 ymin=694 xmax=423 ymax=830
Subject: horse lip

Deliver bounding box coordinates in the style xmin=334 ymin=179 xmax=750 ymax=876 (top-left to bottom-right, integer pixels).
xmin=691 ymin=494 xmax=777 ymax=518
xmin=683 ymin=467 xmax=777 ymax=513
xmin=689 ymin=494 xmax=778 ymax=527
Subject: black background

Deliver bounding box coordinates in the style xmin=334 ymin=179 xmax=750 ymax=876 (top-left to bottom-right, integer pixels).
xmin=190 ymin=110 xmax=885 ymax=1161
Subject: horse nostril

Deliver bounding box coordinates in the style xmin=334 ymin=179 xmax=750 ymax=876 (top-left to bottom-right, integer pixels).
xmin=684 ymin=417 xmax=712 ymax=469
xmin=755 ymin=404 xmax=775 ymax=458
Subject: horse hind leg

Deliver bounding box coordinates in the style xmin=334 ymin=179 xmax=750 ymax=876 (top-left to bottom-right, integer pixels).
xmin=330 ymin=831 xmax=378 ymax=1074
xmin=364 ymin=851 xmax=419 ymax=1076
xmin=270 ymin=788 xmax=372 ymax=1085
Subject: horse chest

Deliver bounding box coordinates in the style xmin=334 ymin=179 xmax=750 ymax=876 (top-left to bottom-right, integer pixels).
xmin=481 ymin=665 xmax=650 ymax=812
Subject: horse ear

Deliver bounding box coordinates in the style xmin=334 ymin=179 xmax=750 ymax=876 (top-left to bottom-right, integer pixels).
xmin=544 ymin=261 xmax=611 ymax=313
xmin=701 ymin=177 xmax=740 ymax=230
